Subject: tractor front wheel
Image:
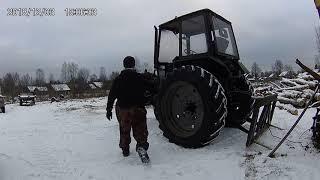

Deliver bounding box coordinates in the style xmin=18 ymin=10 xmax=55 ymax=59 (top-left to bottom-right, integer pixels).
xmin=154 ymin=66 xmax=227 ymax=148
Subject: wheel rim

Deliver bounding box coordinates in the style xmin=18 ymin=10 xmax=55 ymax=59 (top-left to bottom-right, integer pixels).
xmin=164 ymin=81 xmax=204 ymax=138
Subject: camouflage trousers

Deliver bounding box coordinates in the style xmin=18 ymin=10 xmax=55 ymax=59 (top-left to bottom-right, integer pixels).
xmin=116 ymin=105 xmax=149 ymax=151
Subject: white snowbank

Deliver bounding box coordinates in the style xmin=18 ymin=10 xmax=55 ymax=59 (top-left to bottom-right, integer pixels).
xmin=0 ymin=98 xmax=319 ymax=180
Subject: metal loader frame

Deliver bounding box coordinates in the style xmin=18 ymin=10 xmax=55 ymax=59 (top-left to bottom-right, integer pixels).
xmin=239 ymin=95 xmax=278 ymax=147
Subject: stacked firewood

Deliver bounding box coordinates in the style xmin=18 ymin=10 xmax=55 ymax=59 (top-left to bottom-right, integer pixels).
xmin=253 ymin=72 xmax=320 ymax=115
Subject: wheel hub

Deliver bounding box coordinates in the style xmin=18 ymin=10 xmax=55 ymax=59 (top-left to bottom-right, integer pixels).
xmin=165 ymin=81 xmax=204 ymax=137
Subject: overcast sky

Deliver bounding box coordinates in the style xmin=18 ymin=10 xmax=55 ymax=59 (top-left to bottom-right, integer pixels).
xmin=0 ymin=0 xmax=319 ymax=78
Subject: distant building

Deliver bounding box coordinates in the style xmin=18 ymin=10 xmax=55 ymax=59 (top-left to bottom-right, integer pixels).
xmin=89 ymin=84 xmax=97 ymax=90
xmin=27 ymin=86 xmax=48 ymax=94
xmin=27 ymin=86 xmax=49 ymax=100
xmin=50 ymin=84 xmax=71 ymax=97
xmin=93 ymin=82 xmax=103 ymax=89
xmin=88 ymin=82 xmax=106 ymax=97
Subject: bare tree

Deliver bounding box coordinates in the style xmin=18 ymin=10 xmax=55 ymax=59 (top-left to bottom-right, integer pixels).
xmin=99 ymin=66 xmax=107 ymax=81
xmin=284 ymin=64 xmax=293 ymax=72
xmin=76 ymin=68 xmax=90 ymax=93
xmin=49 ymin=73 xmax=55 ymax=83
xmin=135 ymin=58 xmax=153 ymax=73
xmin=315 ymin=55 xmax=320 ymax=70
xmin=77 ymin=68 xmax=90 ymax=83
xmin=89 ymin=74 xmax=98 ymax=82
xmin=0 ymin=78 xmax=3 ymax=94
xmin=251 ymin=62 xmax=261 ymax=79
xmin=284 ymin=64 xmax=296 ymax=78
xmin=272 ymin=59 xmax=283 ymax=76
xmin=143 ymin=62 xmax=153 ymax=73
xmin=68 ymin=62 xmax=78 ymax=82
xmin=109 ymin=71 xmax=120 ymax=80
xmin=315 ymin=26 xmax=320 ymax=54
xmin=20 ymin=73 xmax=32 ymax=87
xmin=2 ymin=72 xmax=20 ymax=98
xmin=263 ymin=71 xmax=273 ymax=78
xmin=12 ymin=73 xmax=20 ymax=87
xmin=315 ymin=26 xmax=320 ymax=71
xmin=35 ymin=68 xmax=45 ymax=85
xmin=60 ymin=62 xmax=79 ymax=83
xmin=2 ymin=73 xmax=15 ymax=96
xmin=61 ymin=62 xmax=68 ymax=82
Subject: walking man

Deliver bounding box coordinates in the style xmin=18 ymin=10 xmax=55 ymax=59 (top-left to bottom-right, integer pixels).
xmin=106 ymin=56 xmax=153 ymax=162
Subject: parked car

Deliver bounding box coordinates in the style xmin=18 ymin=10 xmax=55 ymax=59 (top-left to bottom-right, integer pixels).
xmin=18 ymin=94 xmax=36 ymax=106
xmin=0 ymin=95 xmax=5 ymax=113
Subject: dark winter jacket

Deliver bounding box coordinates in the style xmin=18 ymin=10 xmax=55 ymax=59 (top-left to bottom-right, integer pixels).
xmin=107 ymin=69 xmax=156 ymax=110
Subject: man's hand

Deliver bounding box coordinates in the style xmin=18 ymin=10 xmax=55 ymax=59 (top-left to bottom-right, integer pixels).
xmin=106 ymin=110 xmax=112 ymax=120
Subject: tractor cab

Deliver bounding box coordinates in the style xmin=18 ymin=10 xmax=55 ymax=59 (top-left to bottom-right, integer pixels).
xmin=154 ymin=9 xmax=239 ymax=69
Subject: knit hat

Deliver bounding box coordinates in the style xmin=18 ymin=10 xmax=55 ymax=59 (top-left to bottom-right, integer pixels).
xmin=123 ymin=56 xmax=135 ymax=68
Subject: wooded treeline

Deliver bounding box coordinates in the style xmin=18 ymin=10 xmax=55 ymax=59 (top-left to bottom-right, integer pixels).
xmin=250 ymin=59 xmax=297 ymax=79
xmin=0 ymin=62 xmax=120 ymax=99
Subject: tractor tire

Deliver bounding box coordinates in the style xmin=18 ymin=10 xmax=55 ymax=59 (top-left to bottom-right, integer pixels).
xmin=20 ymin=100 xmax=23 ymax=106
xmin=1 ymin=107 xmax=5 ymax=113
xmin=154 ymin=65 xmax=227 ymax=148
xmin=313 ymin=115 xmax=320 ymax=149
xmin=226 ymin=75 xmax=254 ymax=126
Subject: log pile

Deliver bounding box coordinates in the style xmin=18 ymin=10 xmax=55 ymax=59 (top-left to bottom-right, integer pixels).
xmin=253 ymin=72 xmax=320 ymax=115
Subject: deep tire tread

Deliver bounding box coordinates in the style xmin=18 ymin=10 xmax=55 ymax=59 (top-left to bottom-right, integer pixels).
xmin=154 ymin=65 xmax=227 ymax=148
xmin=226 ymin=75 xmax=254 ymax=126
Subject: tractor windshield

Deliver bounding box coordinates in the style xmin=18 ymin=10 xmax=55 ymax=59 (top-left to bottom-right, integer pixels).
xmin=212 ymin=16 xmax=238 ymax=57
xmin=181 ymin=15 xmax=207 ymax=56
xmin=158 ymin=15 xmax=208 ymax=63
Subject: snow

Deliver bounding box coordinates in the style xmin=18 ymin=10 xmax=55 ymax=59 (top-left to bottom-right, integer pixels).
xmin=269 ymin=73 xmax=275 ymax=78
xmin=297 ymin=72 xmax=314 ymax=81
xmin=89 ymin=84 xmax=97 ymax=90
xmin=27 ymin=86 xmax=48 ymax=92
xmin=248 ymin=78 xmax=255 ymax=82
xmin=93 ymin=82 xmax=103 ymax=88
xmin=51 ymin=84 xmax=71 ymax=92
xmin=0 ymin=97 xmax=320 ymax=180
xmin=279 ymin=71 xmax=288 ymax=77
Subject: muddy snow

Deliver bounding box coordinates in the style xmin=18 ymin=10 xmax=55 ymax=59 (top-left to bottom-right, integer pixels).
xmin=0 ymin=97 xmax=319 ymax=180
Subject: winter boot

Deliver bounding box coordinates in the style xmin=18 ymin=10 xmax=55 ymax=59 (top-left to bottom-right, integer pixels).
xmin=122 ymin=148 xmax=130 ymax=157
xmin=136 ymin=147 xmax=150 ymax=163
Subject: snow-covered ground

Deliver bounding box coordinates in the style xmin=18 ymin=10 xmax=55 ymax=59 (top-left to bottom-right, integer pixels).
xmin=0 ymin=97 xmax=319 ymax=180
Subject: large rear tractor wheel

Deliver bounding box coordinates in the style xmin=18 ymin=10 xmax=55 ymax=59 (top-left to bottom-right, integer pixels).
xmin=226 ymin=75 xmax=254 ymax=126
xmin=154 ymin=66 xmax=227 ymax=148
